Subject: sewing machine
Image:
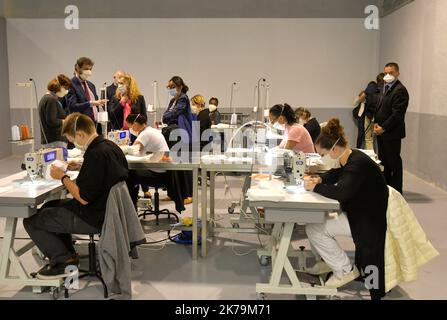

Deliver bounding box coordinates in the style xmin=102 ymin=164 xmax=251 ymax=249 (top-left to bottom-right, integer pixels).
xmin=108 ymin=130 xmax=130 ymax=146
xmin=283 ymin=151 xmax=307 ymax=185
xmin=24 ymin=148 xmax=68 ymax=180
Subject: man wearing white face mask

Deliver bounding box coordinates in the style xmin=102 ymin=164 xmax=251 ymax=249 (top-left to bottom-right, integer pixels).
xmin=38 ymin=74 xmax=72 ymax=149
xmin=106 ymin=70 xmax=125 ymax=102
xmin=374 ymin=62 xmax=409 ymax=194
xmin=66 ymin=57 xmax=107 ymax=131
xmin=23 ymin=113 xmax=128 ymax=279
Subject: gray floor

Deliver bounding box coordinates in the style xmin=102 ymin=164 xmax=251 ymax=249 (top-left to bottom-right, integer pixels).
xmin=0 ymin=155 xmax=445 ymax=300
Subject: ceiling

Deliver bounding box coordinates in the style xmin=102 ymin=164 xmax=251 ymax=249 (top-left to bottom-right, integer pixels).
xmin=0 ymin=0 xmax=414 ymax=19
xmin=0 ymin=0 xmax=408 ymax=19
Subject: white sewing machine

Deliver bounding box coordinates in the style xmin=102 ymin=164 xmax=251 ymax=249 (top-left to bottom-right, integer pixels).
xmin=24 ymin=148 xmax=67 ymax=180
xmin=283 ymin=151 xmax=307 ymax=184
xmin=108 ymin=130 xmax=130 ymax=146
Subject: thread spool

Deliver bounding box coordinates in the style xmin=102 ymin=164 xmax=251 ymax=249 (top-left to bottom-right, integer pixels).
xmin=20 ymin=125 xmax=30 ymax=140
xmin=11 ymin=125 xmax=20 ymax=141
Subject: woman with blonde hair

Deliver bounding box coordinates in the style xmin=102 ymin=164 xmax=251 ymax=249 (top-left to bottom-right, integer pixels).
xmin=191 ymin=94 xmax=212 ymax=151
xmin=110 ymin=73 xmax=147 ymax=130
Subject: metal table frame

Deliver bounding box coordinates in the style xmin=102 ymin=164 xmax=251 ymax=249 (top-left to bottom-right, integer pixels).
xmin=0 ymin=172 xmax=72 ymax=293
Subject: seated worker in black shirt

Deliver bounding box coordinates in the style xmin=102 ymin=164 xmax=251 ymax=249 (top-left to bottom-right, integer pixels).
xmin=23 ymin=113 xmax=128 ymax=279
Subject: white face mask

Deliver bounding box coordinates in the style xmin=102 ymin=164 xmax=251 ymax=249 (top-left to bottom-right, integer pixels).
xmin=321 ymin=154 xmax=341 ymax=169
xmin=56 ymin=88 xmax=69 ymax=98
xmin=383 ymin=73 xmax=396 ymax=84
xmin=118 ymin=84 xmax=127 ymax=94
xmin=79 ymin=70 xmax=92 ymax=81
xmin=209 ymin=104 xmax=217 ymax=112
xmin=273 ymin=122 xmax=285 ymax=131
xmin=298 ymin=118 xmax=306 ymax=125
xmin=191 ymin=105 xmax=199 ymax=114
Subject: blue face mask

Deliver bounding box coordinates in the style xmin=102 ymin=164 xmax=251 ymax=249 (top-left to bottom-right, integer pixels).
xmin=168 ymin=88 xmax=177 ymax=97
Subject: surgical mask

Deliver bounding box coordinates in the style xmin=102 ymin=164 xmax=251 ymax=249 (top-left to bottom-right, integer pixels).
xmin=191 ymin=105 xmax=199 ymax=114
xmin=298 ymin=118 xmax=306 ymax=125
xmin=383 ymin=73 xmax=395 ymax=84
xmin=321 ymin=154 xmax=341 ymax=169
xmin=74 ymin=134 xmax=95 ymax=152
xmin=79 ymin=70 xmax=92 ymax=81
xmin=209 ymin=104 xmax=217 ymax=112
xmin=74 ymin=142 xmax=86 ymax=152
xmin=273 ymin=122 xmax=285 ymax=131
xmin=118 ymin=84 xmax=127 ymax=94
xmin=168 ymin=88 xmax=177 ymax=97
xmin=56 ymin=88 xmax=68 ymax=98
xmin=129 ymin=128 xmax=139 ymax=137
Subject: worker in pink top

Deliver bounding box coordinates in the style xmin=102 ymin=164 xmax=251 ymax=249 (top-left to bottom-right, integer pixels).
xmin=275 ymin=103 xmax=315 ymax=153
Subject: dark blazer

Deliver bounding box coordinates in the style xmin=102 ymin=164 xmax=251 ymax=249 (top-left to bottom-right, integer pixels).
xmin=66 ymin=76 xmax=99 ymax=119
xmin=374 ymin=80 xmax=409 ymax=140
xmin=109 ymin=95 xmax=147 ymax=130
xmin=106 ymin=83 xmax=117 ymax=102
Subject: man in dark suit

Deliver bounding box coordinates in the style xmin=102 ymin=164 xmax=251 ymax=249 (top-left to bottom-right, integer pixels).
xmin=374 ymin=62 xmax=409 ymax=194
xmin=66 ymin=57 xmax=107 ymax=122
xmin=106 ymin=70 xmax=125 ymax=102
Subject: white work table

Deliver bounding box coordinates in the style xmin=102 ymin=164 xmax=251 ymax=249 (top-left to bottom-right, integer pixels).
xmin=0 ymin=171 xmax=77 ymax=293
xmin=126 ymin=152 xmax=201 ymax=260
xmin=248 ymin=184 xmax=340 ymax=299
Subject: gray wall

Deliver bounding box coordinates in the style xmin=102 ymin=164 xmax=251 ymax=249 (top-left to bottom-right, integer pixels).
xmin=0 ymin=17 xmax=11 ymax=158
xmin=6 ymin=18 xmax=378 ymax=153
xmin=380 ymin=0 xmax=447 ymax=190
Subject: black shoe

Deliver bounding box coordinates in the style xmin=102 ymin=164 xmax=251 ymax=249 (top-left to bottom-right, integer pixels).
xmin=36 ymin=263 xmax=79 ymax=280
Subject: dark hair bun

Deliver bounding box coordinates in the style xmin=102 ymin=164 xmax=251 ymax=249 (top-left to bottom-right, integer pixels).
xmin=322 ymin=118 xmax=345 ymax=141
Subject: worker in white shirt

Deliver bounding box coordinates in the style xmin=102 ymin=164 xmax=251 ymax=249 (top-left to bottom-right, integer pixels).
xmin=125 ymin=113 xmax=170 ymax=204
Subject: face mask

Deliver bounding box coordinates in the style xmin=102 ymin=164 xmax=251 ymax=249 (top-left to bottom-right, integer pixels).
xmin=209 ymin=104 xmax=217 ymax=112
xmin=74 ymin=142 xmax=86 ymax=152
xmin=191 ymin=105 xmax=199 ymax=114
xmin=321 ymin=154 xmax=341 ymax=169
xmin=273 ymin=122 xmax=285 ymax=131
xmin=79 ymin=70 xmax=92 ymax=81
xmin=383 ymin=73 xmax=395 ymax=84
xmin=113 ymin=79 xmax=118 ymax=86
xmin=56 ymin=88 xmax=68 ymax=98
xmin=168 ymin=88 xmax=177 ymax=97
xmin=298 ymin=119 xmax=306 ymax=125
xmin=118 ymin=84 xmax=127 ymax=94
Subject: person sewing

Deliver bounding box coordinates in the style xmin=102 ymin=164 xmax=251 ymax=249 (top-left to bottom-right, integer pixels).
xmin=296 ymin=107 xmax=321 ymax=143
xmin=23 ymin=113 xmax=128 ymax=279
xmin=191 ymin=95 xmax=212 ymax=151
xmin=109 ymin=73 xmax=147 ymax=130
xmin=277 ymin=104 xmax=315 ymax=153
xmin=268 ymin=105 xmax=285 ymax=131
xmin=39 ymin=74 xmax=72 ymax=149
xmin=303 ymin=118 xmax=388 ymax=300
xmin=125 ymin=113 xmax=170 ymax=204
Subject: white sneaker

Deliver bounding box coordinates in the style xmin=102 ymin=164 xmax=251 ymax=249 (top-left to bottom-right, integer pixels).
xmin=324 ymin=266 xmax=360 ymax=289
xmin=303 ymin=261 xmax=332 ymax=275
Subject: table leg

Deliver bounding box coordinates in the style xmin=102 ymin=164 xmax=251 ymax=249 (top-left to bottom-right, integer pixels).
xmin=201 ymin=168 xmax=208 ymax=258
xmin=192 ymin=168 xmax=199 ymax=260
xmin=0 ymin=217 xmax=17 ymax=281
xmin=210 ymin=171 xmax=215 ymax=227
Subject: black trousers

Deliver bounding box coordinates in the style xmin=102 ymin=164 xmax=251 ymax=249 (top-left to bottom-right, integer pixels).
xmin=377 ymin=136 xmax=403 ymax=194
xmin=23 ymin=199 xmax=100 ymax=266
xmin=127 ymin=170 xmax=168 ymax=205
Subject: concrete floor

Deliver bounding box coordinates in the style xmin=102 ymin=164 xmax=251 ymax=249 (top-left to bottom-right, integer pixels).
xmin=0 ymin=155 xmax=445 ymax=300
